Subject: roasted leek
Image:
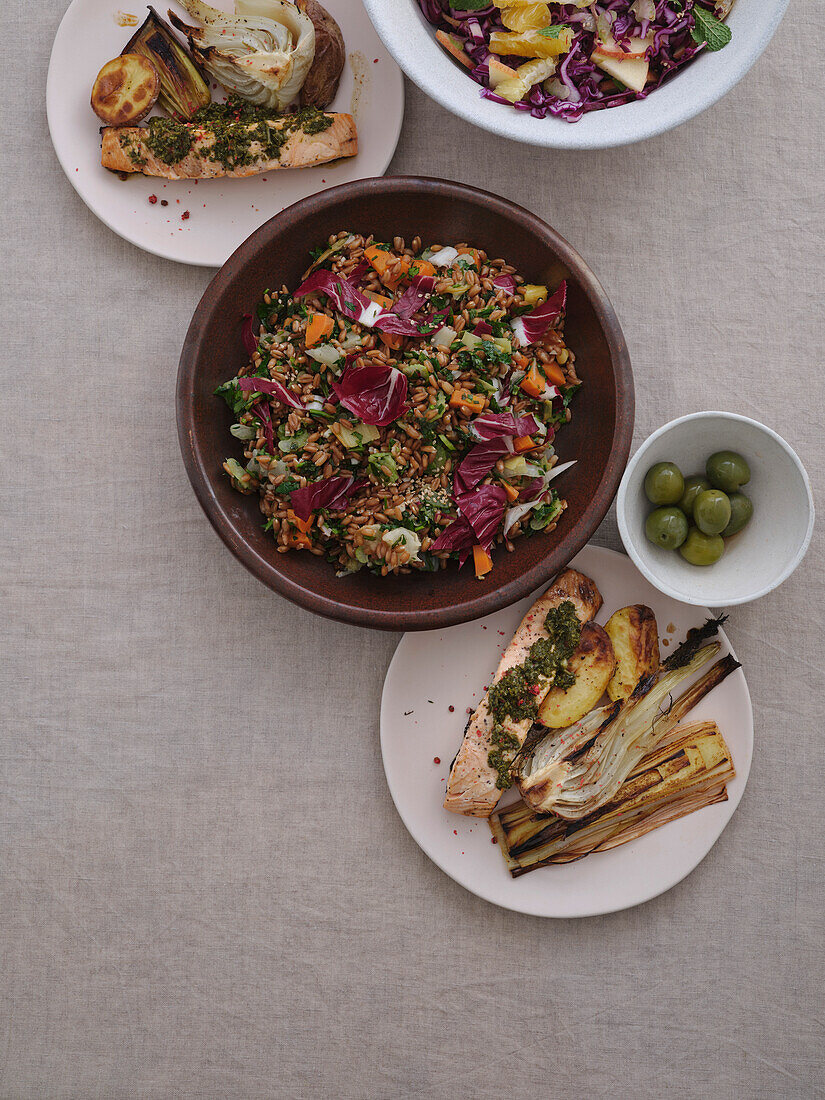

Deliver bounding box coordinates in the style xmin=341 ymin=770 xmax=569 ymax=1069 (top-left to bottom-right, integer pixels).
xmin=492 ymin=720 xmax=735 ymax=875
xmin=125 ymin=7 xmax=211 ymax=119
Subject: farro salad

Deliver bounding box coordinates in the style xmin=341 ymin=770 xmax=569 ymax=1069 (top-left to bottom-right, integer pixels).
xmin=216 ymin=232 xmax=580 ymax=578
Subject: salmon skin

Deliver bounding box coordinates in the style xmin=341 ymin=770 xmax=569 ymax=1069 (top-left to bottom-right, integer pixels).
xmin=101 ymin=112 xmax=357 ymax=179
xmin=443 ymin=568 xmax=603 ymax=818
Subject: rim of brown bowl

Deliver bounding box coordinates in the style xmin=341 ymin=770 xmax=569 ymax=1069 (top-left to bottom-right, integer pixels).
xmin=177 ymin=176 xmax=634 ymax=631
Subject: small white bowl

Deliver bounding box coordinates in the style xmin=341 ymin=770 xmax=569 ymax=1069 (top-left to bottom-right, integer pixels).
xmin=617 ymin=412 xmax=814 ymax=606
xmin=363 ymin=0 xmax=789 ymax=150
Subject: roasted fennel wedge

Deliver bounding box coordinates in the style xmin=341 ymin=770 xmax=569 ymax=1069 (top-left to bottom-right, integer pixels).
xmin=492 ymin=720 xmax=735 ymax=875
xmin=516 ymin=617 xmax=739 ymax=820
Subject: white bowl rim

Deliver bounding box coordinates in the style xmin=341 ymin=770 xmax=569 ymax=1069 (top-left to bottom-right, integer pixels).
xmin=616 ymin=410 xmax=815 ymax=606
xmin=362 ymin=0 xmax=790 ymax=150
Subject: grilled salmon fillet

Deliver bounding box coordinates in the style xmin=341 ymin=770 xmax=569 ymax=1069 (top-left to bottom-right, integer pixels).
xmin=443 ymin=568 xmax=603 ymax=818
xmin=101 ymin=112 xmax=357 ymax=179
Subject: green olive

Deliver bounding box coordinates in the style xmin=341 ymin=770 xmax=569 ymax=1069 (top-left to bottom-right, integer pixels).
xmin=645 ymin=506 xmax=689 ymax=550
xmin=706 ymin=450 xmax=751 ymax=493
xmin=722 ymin=492 xmax=754 ymax=537
xmin=693 ymin=489 xmax=731 ymax=536
xmin=679 ymin=475 xmax=710 ymax=519
xmin=644 ymin=461 xmax=685 ymax=505
xmin=679 ymin=527 xmax=725 ymax=566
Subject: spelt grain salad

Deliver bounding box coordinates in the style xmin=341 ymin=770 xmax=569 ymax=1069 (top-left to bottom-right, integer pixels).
xmin=216 ymin=232 xmax=581 ymax=578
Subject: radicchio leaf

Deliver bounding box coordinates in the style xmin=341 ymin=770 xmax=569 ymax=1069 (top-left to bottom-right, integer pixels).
xmin=510 ymin=281 xmax=567 ymax=347
xmin=237 ymin=376 xmax=303 ymax=411
xmin=468 ymin=412 xmax=540 ymax=442
xmin=295 ymin=270 xmax=437 ymax=338
xmin=458 ymin=483 xmax=508 ymax=547
xmin=455 ymin=413 xmax=541 ymax=495
xmin=290 ymin=475 xmax=367 ymax=522
xmin=252 ymin=400 xmax=274 ymax=451
xmin=241 ymin=313 xmax=258 ymax=356
xmin=472 ymin=320 xmax=493 ymax=337
xmin=429 ymin=515 xmax=476 ymax=566
xmin=331 ymin=361 xmax=409 ymax=426
xmin=492 ymin=273 xmax=517 ymax=295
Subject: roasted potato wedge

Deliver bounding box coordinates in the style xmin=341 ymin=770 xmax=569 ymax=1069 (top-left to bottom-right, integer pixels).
xmin=297 ymin=0 xmax=346 ymax=108
xmin=538 ymin=622 xmax=615 ymax=729
xmin=91 ymin=54 xmax=160 ymax=125
xmin=604 ymin=604 xmax=660 ymax=702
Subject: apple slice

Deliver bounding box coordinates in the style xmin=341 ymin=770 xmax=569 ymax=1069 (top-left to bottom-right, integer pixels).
xmin=488 ymin=57 xmax=520 ymax=89
xmin=592 ymin=32 xmax=652 ymax=60
xmin=591 ymin=50 xmax=650 ymax=92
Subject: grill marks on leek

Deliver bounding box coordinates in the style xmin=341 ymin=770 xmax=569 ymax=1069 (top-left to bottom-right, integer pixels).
xmin=492 ymin=720 xmax=735 ymax=875
xmin=516 ymin=617 xmax=739 ymax=821
xmin=125 ymin=7 xmax=211 ymax=119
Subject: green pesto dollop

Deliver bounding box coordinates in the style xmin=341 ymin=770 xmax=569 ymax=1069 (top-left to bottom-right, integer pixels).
xmin=145 ymin=117 xmax=193 ymax=164
xmin=143 ymin=99 xmax=334 ymax=169
xmin=486 ymin=600 xmax=581 ymax=789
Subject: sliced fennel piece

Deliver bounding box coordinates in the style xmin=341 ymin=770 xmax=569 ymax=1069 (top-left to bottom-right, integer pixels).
xmin=502 ymin=460 xmax=576 ymax=536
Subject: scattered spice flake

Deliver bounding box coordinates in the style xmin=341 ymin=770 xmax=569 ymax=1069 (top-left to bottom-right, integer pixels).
xmin=181 ymin=211 xmax=190 ymax=220
xmin=498 ymin=630 xmax=506 ymax=636
xmin=403 ymin=709 xmax=413 ymax=716
xmin=433 ymin=757 xmax=441 ymax=765
xmin=374 ymin=57 xmax=379 ymax=63
xmin=148 ymin=194 xmax=157 ymax=204
xmin=482 ymin=625 xmax=487 ymax=630
xmin=453 ymin=830 xmax=457 ymax=835
xmin=491 ymin=836 xmax=498 ymax=844
xmin=160 ymin=199 xmax=168 ymax=206
xmin=662 ymin=638 xmax=669 ymax=646
xmin=466 ymin=707 xmax=473 ymax=714
xmin=667 ymin=622 xmax=676 ymax=633
xmin=448 ymin=705 xmax=454 ymax=713
xmin=427 ymin=699 xmax=434 ymax=704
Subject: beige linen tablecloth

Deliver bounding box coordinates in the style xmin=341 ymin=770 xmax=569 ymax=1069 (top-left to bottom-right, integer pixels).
xmin=2 ymin=1 xmax=824 ymax=1096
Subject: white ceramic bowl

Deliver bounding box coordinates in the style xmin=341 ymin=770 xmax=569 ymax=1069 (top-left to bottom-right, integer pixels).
xmin=362 ymin=0 xmax=789 ymax=150
xmin=617 ymin=412 xmax=814 ymax=606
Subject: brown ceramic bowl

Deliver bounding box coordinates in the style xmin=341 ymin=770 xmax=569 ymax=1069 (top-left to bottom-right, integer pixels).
xmin=177 ymin=176 xmax=633 ymax=631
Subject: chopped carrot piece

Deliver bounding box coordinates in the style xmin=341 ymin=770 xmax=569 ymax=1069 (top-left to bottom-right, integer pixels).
xmin=513 ymin=351 xmax=531 ymax=369
xmin=448 ymin=388 xmax=486 ymax=414
xmin=305 ymin=313 xmax=333 ymax=347
xmin=365 ymin=245 xmax=411 ymax=290
xmin=473 ymin=544 xmax=493 ymax=579
xmin=545 ymin=361 xmax=566 ymax=388
xmin=364 ymin=244 xmax=393 ymax=276
xmin=364 ymin=289 xmax=393 ymax=308
xmin=380 ymin=332 xmax=404 ymax=350
xmin=413 ymin=260 xmax=436 ymax=278
xmin=513 ymin=435 xmax=538 ymax=454
xmin=520 ymin=364 xmax=546 ymax=399
xmin=457 ymin=247 xmax=480 ymax=268
xmin=286 ymin=510 xmax=314 ymax=536
xmin=503 ymin=482 xmax=519 ymax=502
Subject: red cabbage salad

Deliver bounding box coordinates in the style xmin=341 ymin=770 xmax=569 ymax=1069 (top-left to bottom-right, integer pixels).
xmin=419 ymin=0 xmax=733 ymax=121
xmin=215 ymin=232 xmax=581 ymax=579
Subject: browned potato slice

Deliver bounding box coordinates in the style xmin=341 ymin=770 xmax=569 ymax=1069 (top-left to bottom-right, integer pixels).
xmin=604 ymin=604 xmax=660 ymax=702
xmin=91 ymin=54 xmax=160 ymax=125
xmin=538 ymin=622 xmax=615 ymax=729
xmin=297 ymin=0 xmax=346 ymax=108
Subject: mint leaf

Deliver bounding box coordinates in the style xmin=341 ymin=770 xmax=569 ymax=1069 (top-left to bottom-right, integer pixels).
xmin=449 ymin=0 xmax=489 ymax=9
xmin=690 ymin=4 xmax=732 ymax=50
xmin=538 ymin=25 xmax=563 ymax=38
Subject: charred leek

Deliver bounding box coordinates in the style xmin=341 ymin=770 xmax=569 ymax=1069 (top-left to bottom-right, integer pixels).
xmin=125 ymin=7 xmax=211 ymax=119
xmin=517 ymin=618 xmax=739 ymax=821
xmin=492 ymin=720 xmax=735 ymax=875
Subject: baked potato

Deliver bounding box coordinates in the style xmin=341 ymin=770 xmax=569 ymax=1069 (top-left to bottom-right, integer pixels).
xmin=538 ymin=622 xmax=615 ymax=729
xmin=91 ymin=53 xmax=159 ymax=125
xmin=604 ymin=604 xmax=660 ymax=702
xmin=297 ymin=0 xmax=346 ymax=108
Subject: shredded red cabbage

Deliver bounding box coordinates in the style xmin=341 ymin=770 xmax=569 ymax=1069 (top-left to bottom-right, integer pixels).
xmin=331 ymin=361 xmax=409 ymax=426
xmin=290 ymin=475 xmax=367 ymax=521
xmin=421 ymin=0 xmax=708 ymax=122
xmin=237 ymin=375 xmax=303 ymax=411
